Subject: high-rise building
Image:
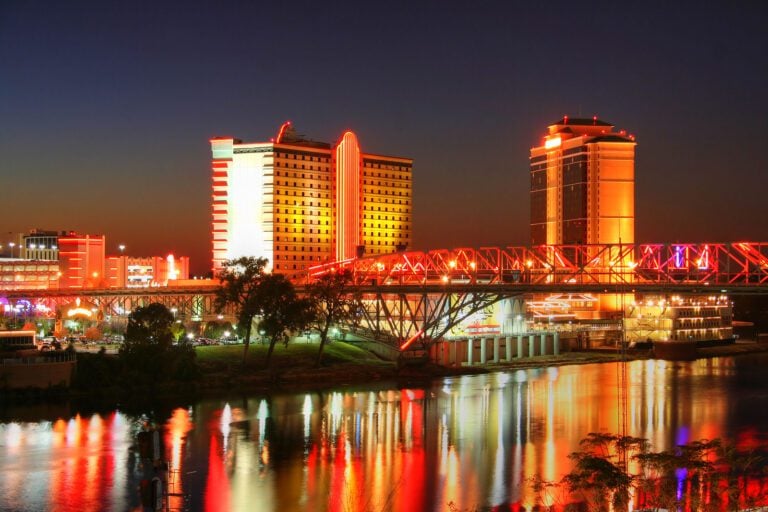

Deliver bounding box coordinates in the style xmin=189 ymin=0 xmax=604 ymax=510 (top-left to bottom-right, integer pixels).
xmin=530 ymin=117 xmax=636 ymax=246
xmin=210 ymin=122 xmax=413 ymax=273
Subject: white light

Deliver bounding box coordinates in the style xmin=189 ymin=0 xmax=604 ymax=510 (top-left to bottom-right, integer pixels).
xmin=544 ymin=137 xmax=562 ymax=149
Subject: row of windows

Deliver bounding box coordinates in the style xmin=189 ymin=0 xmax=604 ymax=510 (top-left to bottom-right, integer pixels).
xmin=277 ymin=181 xmax=330 ymax=190
xmin=276 ymin=153 xmax=329 ymax=163
xmin=363 ymin=173 xmax=411 ymax=180
xmin=363 ymin=188 xmax=410 ymax=195
xmin=276 ymin=190 xmax=330 ymax=198
xmin=276 ymin=226 xmax=330 ymax=233
xmin=275 ymin=220 xmax=330 ymax=226
xmin=363 ymin=233 xmax=409 ymax=238
xmin=363 ymin=163 xmax=411 ymax=173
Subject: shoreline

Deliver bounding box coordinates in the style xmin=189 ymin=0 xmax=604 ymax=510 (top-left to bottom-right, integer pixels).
xmin=3 ymin=341 xmax=767 ymax=409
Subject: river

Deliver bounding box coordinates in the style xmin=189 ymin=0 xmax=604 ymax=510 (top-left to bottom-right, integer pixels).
xmin=1 ymin=355 xmax=767 ymax=511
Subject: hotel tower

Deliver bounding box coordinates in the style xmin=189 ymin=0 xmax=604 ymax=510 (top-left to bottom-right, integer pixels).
xmin=210 ymin=123 xmax=413 ymax=273
xmin=530 ymin=116 xmax=636 ymax=246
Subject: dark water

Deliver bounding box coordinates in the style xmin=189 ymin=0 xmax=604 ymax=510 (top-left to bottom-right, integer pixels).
xmin=1 ymin=355 xmax=767 ymax=511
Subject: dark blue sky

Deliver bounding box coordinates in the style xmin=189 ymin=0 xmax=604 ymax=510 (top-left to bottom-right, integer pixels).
xmin=1 ymin=1 xmax=766 ymax=275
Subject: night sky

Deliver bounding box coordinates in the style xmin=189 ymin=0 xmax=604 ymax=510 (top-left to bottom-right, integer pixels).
xmin=1 ymin=1 xmax=766 ymax=275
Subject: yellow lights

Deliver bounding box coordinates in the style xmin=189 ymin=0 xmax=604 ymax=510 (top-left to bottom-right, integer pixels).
xmin=469 ymin=261 xmax=476 ymax=270
xmin=441 ymin=275 xmax=449 ymax=283
xmin=544 ymin=136 xmax=562 ymax=149
xmin=448 ymin=260 xmax=457 ymax=269
xmin=525 ymin=259 xmax=533 ymax=268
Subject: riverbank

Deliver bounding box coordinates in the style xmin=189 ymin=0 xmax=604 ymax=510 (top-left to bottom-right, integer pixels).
xmin=4 ymin=340 xmax=768 ymax=404
xmin=182 ymin=339 xmax=768 ymax=394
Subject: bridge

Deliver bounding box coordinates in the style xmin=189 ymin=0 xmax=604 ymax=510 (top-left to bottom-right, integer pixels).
xmin=3 ymin=242 xmax=767 ymax=359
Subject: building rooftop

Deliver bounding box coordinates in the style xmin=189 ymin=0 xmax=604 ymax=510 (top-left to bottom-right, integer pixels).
xmin=552 ymin=116 xmax=613 ymax=127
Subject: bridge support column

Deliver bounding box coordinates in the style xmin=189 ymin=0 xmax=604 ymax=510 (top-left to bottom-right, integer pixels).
xmin=528 ymin=335 xmax=536 ymax=358
xmin=505 ymin=336 xmax=512 ymax=362
xmin=493 ymin=337 xmax=500 ymax=363
xmin=467 ymin=338 xmax=474 ymax=366
xmin=540 ymin=333 xmax=548 ymax=356
xmin=517 ymin=335 xmax=523 ymax=358
xmin=450 ymin=341 xmax=457 ymax=366
xmin=479 ymin=338 xmax=487 ymax=364
xmin=554 ymin=332 xmax=560 ymax=356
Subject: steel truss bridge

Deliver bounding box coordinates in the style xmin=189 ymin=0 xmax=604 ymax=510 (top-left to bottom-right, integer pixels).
xmin=3 ymin=243 xmax=768 ymax=352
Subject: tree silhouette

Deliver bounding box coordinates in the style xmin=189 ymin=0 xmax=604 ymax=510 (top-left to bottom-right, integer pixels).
xmin=256 ymin=273 xmax=313 ymax=367
xmin=214 ymin=257 xmax=268 ymax=365
xmin=307 ymin=269 xmax=358 ymax=367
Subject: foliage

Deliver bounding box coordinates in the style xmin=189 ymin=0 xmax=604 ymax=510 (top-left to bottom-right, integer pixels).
xmin=169 ymin=321 xmax=186 ymax=342
xmin=125 ymin=303 xmax=174 ymax=347
xmin=203 ymin=321 xmax=234 ymax=340
xmin=306 ymin=269 xmax=358 ymax=367
xmin=119 ymin=303 xmax=200 ymax=387
xmin=555 ymin=433 xmax=768 ymax=511
xmin=84 ymin=326 xmax=102 ymax=341
xmin=215 ymin=257 xmax=269 ymax=364
xmin=256 ymin=273 xmax=313 ymax=367
xmin=561 ymin=433 xmax=645 ymax=511
xmin=70 ymin=349 xmax=122 ymax=391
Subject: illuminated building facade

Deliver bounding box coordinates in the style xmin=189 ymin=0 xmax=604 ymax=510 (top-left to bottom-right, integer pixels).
xmin=624 ymin=294 xmax=733 ymax=344
xmin=0 ymin=259 xmax=60 ymax=291
xmin=57 ymin=233 xmax=106 ymax=289
xmin=530 ymin=117 xmax=636 ymax=246
xmin=211 ymin=122 xmax=413 ymax=273
xmin=21 ymin=229 xmax=61 ymax=261
xmin=106 ymin=254 xmax=190 ymax=288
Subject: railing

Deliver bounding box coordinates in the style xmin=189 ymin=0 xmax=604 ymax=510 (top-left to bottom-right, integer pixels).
xmin=0 ymin=353 xmax=77 ymax=365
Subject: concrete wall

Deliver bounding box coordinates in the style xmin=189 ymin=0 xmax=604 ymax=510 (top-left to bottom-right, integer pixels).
xmin=427 ymin=333 xmax=562 ymax=366
xmin=0 ymin=360 xmax=75 ymax=389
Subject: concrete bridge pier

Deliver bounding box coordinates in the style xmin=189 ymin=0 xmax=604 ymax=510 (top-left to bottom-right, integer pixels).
xmin=493 ymin=337 xmax=500 ymax=363
xmin=553 ymin=332 xmax=560 ymax=356
xmin=517 ymin=335 xmax=524 ymax=358
xmin=479 ymin=337 xmax=487 ymax=364
xmin=540 ymin=333 xmax=547 ymax=356
xmin=528 ymin=334 xmax=536 ymax=357
xmin=505 ymin=336 xmax=512 ymax=362
xmin=467 ymin=338 xmax=474 ymax=366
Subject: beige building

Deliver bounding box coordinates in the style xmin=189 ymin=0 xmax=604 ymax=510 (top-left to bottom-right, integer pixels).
xmin=210 ymin=122 xmax=413 ymax=273
xmin=530 ymin=116 xmax=635 ymax=246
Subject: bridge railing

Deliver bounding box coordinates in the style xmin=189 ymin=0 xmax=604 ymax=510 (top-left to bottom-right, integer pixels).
xmin=303 ymin=243 xmax=768 ymax=287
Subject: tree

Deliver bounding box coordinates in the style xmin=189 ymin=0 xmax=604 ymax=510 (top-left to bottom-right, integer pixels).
xmin=256 ymin=273 xmax=313 ymax=367
xmin=215 ymin=257 xmax=268 ymax=365
xmin=84 ymin=326 xmax=102 ymax=342
xmin=562 ymin=433 xmax=648 ymax=511
xmin=124 ymin=303 xmax=174 ymax=348
xmin=307 ymin=269 xmax=358 ymax=367
xmin=120 ymin=303 xmax=199 ymax=386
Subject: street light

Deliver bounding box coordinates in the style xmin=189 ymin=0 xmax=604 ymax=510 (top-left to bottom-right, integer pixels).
xmin=8 ymin=242 xmax=15 ymax=258
xmin=118 ymin=244 xmax=126 ymax=255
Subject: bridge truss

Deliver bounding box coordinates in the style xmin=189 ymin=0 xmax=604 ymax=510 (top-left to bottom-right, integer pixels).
xmin=3 ymin=243 xmax=767 ymax=352
xmin=303 ymin=242 xmax=768 ymax=350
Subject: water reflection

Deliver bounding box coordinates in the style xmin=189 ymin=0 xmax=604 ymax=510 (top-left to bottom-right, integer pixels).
xmin=0 ymin=355 xmax=767 ymax=511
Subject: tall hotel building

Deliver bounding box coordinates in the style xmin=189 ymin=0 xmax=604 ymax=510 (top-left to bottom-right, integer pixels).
xmin=530 ymin=117 xmax=636 ymax=246
xmin=210 ymin=123 xmax=413 ymax=272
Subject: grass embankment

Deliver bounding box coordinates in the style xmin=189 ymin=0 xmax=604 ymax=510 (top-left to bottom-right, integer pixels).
xmin=194 ymin=342 xmax=400 ymax=392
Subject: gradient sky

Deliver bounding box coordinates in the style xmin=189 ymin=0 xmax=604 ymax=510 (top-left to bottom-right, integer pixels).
xmin=1 ymin=1 xmax=766 ymax=275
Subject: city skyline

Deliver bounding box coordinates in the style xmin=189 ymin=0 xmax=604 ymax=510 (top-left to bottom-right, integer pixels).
xmin=1 ymin=1 xmax=766 ymax=276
